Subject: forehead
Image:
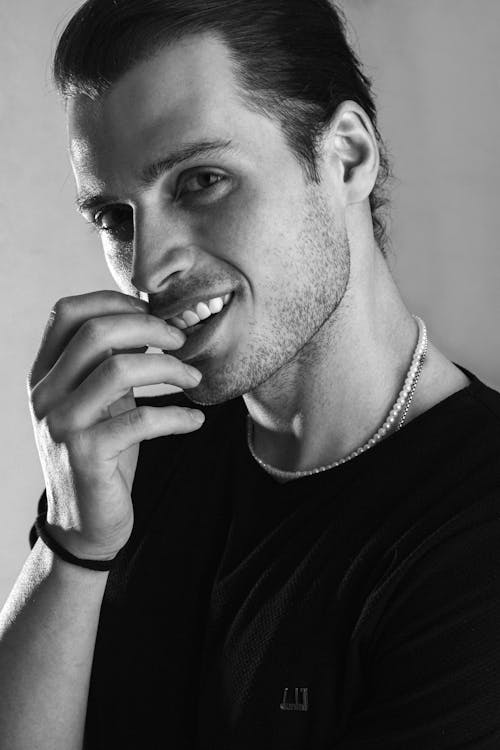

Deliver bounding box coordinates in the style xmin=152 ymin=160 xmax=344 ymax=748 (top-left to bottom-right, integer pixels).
xmin=68 ymin=33 xmax=282 ymax=189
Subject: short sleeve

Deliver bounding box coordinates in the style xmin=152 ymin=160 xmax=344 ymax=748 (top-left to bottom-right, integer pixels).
xmin=336 ymin=499 xmax=500 ymax=748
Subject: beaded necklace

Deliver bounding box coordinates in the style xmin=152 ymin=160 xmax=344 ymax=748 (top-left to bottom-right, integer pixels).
xmin=246 ymin=316 xmax=428 ymax=481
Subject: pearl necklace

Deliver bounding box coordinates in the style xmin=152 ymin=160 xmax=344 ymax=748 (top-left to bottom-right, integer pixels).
xmin=246 ymin=315 xmax=428 ymax=481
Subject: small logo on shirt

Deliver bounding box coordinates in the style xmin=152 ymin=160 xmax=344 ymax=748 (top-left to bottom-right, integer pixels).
xmin=280 ymin=687 xmax=309 ymax=712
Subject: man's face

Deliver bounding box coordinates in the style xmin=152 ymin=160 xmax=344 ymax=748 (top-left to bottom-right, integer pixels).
xmin=69 ymin=33 xmax=350 ymax=405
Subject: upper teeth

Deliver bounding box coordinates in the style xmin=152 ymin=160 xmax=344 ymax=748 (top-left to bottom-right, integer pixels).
xmin=168 ymin=293 xmax=232 ymax=329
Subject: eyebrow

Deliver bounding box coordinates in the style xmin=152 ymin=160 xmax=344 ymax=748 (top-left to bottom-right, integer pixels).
xmin=76 ymin=138 xmax=235 ymax=214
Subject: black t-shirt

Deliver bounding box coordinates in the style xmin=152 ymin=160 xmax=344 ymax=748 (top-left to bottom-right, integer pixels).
xmin=29 ymin=363 xmax=500 ymax=749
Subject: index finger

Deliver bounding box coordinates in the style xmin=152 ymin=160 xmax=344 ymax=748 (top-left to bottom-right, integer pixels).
xmin=28 ymin=290 xmax=149 ymax=389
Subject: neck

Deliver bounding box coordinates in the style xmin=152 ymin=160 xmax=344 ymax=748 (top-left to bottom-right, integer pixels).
xmin=243 ymin=247 xmax=419 ymax=474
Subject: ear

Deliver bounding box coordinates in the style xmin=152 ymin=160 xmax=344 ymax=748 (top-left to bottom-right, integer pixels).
xmin=323 ymin=100 xmax=380 ymax=205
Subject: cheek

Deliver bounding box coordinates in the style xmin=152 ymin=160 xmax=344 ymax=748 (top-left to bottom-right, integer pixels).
xmin=194 ymin=191 xmax=258 ymax=270
xmin=203 ymin=185 xmax=294 ymax=274
xmin=103 ymin=242 xmax=135 ymax=293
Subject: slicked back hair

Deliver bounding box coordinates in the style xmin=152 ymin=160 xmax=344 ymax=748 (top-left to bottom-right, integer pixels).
xmin=54 ymin=0 xmax=392 ymax=256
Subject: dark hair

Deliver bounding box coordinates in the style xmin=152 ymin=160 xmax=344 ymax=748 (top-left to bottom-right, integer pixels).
xmin=53 ymin=0 xmax=392 ymax=256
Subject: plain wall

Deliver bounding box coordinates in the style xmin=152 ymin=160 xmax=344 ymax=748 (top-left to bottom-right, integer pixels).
xmin=1 ymin=0 xmax=499 ymax=606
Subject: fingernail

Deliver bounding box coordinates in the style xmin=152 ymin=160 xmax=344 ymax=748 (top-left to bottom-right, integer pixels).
xmin=190 ymin=410 xmax=205 ymax=424
xmin=186 ymin=367 xmax=202 ymax=384
xmin=171 ymin=327 xmax=187 ymax=344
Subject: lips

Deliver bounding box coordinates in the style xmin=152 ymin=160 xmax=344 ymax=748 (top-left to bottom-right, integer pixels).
xmin=169 ymin=292 xmax=233 ymax=333
xmin=171 ymin=291 xmax=236 ymax=362
xmin=153 ymin=290 xmax=234 ymax=324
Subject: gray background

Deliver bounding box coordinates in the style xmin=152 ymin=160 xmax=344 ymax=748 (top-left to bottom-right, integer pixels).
xmin=1 ymin=0 xmax=499 ymax=606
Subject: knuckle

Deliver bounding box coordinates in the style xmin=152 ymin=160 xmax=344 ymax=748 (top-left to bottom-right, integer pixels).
xmin=102 ymin=353 xmax=126 ymax=382
xmin=79 ymin=317 xmax=103 ymax=345
xmin=53 ymin=296 xmax=72 ymax=317
xmin=128 ymin=406 xmax=149 ymax=428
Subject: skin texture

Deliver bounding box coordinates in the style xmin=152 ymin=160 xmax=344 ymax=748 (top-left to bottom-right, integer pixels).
xmin=69 ymin=32 xmax=470 ymax=478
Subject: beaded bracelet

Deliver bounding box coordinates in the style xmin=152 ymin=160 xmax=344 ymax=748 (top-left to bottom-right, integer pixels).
xmin=34 ymin=512 xmax=119 ymax=571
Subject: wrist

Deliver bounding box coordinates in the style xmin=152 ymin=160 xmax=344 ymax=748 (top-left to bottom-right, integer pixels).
xmin=45 ymin=523 xmax=119 ymax=561
xmin=35 ymin=513 xmax=121 ymax=572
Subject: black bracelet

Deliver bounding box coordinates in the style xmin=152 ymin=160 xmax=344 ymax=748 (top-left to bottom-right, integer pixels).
xmin=34 ymin=512 xmax=119 ymax=571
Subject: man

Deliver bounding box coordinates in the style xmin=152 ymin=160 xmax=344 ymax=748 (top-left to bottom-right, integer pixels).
xmin=1 ymin=0 xmax=500 ymax=748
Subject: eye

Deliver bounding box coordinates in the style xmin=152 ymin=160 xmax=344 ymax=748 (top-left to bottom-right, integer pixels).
xmin=179 ymin=170 xmax=228 ymax=198
xmin=93 ymin=205 xmax=133 ymax=241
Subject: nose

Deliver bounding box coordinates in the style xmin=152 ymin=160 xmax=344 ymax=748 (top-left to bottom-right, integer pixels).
xmin=131 ymin=207 xmax=196 ymax=294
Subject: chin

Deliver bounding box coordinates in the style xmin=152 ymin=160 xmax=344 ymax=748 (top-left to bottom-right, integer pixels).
xmin=183 ymin=390 xmax=234 ymax=407
xmin=182 ymin=369 xmax=251 ymax=407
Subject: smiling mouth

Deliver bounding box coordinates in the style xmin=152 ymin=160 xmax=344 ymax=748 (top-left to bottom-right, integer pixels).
xmin=170 ymin=292 xmax=235 ymax=337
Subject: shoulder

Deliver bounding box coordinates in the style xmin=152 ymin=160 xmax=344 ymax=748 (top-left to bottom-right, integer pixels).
xmin=417 ymin=360 xmax=500 ymax=461
xmin=463 ymin=367 xmax=500 ymax=422
xmin=408 ymin=341 xmax=500 ymax=433
xmin=453 ymin=363 xmax=500 ymax=463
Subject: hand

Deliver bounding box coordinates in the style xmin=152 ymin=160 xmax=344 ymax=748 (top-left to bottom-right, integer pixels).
xmin=27 ymin=290 xmax=204 ymax=560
